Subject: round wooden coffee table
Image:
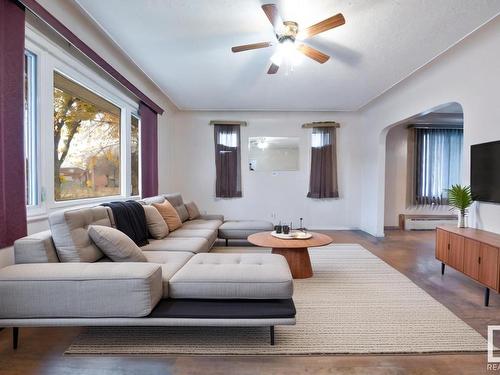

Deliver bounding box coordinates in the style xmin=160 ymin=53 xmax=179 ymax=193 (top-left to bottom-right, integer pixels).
xmin=247 ymin=231 xmax=333 ymax=279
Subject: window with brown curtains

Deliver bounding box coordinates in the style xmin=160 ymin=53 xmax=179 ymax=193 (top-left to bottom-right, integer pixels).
xmin=307 ymin=127 xmax=339 ymax=198
xmin=214 ymin=124 xmax=242 ymax=198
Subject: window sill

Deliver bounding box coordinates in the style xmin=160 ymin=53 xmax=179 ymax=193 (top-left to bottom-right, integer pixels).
xmin=27 ymin=195 xmax=141 ymax=222
xmin=27 ymin=212 xmax=48 ymax=223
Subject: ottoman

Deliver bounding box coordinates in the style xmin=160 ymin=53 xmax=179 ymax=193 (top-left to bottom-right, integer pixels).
xmin=168 ymin=253 xmax=293 ymax=299
xmin=167 ymin=252 xmax=295 ymax=345
xmin=218 ymin=220 xmax=273 ymax=246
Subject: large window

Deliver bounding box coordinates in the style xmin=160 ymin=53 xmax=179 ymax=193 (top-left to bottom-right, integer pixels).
xmin=24 ymin=28 xmax=141 ymax=215
xmin=53 ymin=72 xmax=121 ymax=201
xmin=24 ymin=50 xmax=38 ymax=207
xmin=414 ymin=128 xmax=463 ymax=205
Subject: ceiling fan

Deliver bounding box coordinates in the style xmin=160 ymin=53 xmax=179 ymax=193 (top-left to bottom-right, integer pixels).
xmin=231 ymin=4 xmax=345 ymax=74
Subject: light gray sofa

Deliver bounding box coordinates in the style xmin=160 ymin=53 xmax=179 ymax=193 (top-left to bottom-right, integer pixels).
xmin=0 ymin=193 xmax=294 ymax=348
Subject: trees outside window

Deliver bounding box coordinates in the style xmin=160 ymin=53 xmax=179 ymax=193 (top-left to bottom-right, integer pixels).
xmin=53 ymin=72 xmax=121 ymax=201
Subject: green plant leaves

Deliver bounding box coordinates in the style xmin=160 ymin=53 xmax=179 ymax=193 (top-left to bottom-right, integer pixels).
xmin=446 ymin=184 xmax=473 ymax=214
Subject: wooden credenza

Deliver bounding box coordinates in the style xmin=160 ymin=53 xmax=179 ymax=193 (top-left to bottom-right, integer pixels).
xmin=436 ymin=226 xmax=500 ymax=306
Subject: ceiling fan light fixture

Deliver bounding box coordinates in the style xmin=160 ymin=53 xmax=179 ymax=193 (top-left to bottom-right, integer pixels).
xmin=271 ymin=38 xmax=302 ymax=67
xmin=231 ymin=4 xmax=344 ymax=74
xmin=270 ymin=50 xmax=283 ymax=66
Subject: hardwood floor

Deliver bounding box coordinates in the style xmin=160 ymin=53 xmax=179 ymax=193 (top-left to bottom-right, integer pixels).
xmin=0 ymin=229 xmax=498 ymax=375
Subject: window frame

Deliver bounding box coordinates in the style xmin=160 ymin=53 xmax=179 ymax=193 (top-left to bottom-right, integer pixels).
xmin=24 ymin=49 xmax=40 ymax=210
xmin=25 ymin=24 xmax=141 ymax=219
xmin=130 ymin=113 xmax=142 ymax=197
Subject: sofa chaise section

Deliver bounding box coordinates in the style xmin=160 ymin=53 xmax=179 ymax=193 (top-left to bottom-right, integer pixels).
xmin=0 ymin=262 xmax=162 ymax=318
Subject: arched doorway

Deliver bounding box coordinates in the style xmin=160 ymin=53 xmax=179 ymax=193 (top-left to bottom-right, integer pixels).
xmin=383 ymin=102 xmax=464 ymax=231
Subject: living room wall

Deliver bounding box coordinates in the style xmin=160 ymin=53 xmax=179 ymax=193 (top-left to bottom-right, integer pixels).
xmin=169 ymin=111 xmax=363 ymax=230
xmin=360 ymin=15 xmax=500 ymax=236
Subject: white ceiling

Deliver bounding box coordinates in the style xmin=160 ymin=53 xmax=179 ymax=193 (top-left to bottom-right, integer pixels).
xmin=76 ymin=0 xmax=500 ymax=111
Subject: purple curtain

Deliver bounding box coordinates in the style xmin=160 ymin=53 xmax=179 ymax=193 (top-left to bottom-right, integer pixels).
xmin=307 ymin=127 xmax=339 ymax=199
xmin=0 ymin=0 xmax=27 ymax=247
xmin=139 ymin=102 xmax=159 ymax=198
xmin=214 ymin=124 xmax=242 ymax=198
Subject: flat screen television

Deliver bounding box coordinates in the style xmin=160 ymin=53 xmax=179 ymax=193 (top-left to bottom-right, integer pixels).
xmin=471 ymin=140 xmax=500 ymax=203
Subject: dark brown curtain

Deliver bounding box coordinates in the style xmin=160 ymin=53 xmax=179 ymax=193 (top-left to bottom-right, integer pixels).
xmin=214 ymin=124 xmax=242 ymax=198
xmin=139 ymin=102 xmax=159 ymax=198
xmin=307 ymin=127 xmax=339 ymax=199
xmin=0 ymin=0 xmax=27 ymax=247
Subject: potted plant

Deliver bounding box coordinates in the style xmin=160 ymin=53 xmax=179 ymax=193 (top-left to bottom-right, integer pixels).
xmin=447 ymin=184 xmax=473 ymax=228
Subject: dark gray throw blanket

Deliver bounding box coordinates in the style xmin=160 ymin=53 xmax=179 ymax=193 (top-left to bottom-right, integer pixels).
xmin=101 ymin=201 xmax=149 ymax=247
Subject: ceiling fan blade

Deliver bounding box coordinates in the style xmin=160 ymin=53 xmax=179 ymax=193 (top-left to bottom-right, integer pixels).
xmin=300 ymin=13 xmax=345 ymax=39
xmin=297 ymin=44 xmax=330 ymax=64
xmin=267 ymin=63 xmax=279 ymax=74
xmin=262 ymin=4 xmax=283 ymax=30
xmin=231 ymin=42 xmax=272 ymax=53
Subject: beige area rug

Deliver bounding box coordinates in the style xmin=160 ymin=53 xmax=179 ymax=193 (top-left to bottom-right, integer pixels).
xmin=65 ymin=244 xmax=487 ymax=355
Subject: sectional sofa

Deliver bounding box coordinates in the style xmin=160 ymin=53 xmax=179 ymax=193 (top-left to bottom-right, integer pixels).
xmin=0 ymin=193 xmax=295 ymax=348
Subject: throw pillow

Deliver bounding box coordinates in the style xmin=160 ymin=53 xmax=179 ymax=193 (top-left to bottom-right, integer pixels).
xmin=185 ymin=201 xmax=201 ymax=220
xmin=88 ymin=225 xmax=147 ymax=262
xmin=143 ymin=205 xmax=169 ymax=239
xmin=152 ymin=200 xmax=183 ymax=231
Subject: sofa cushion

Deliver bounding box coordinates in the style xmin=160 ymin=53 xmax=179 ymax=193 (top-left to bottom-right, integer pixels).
xmin=218 ymin=220 xmax=273 ymax=240
xmin=49 ymin=206 xmax=111 ymax=262
xmin=0 ymin=263 xmax=162 ymax=318
xmin=142 ymin=251 xmax=193 ymax=298
xmin=198 ymin=214 xmax=224 ymax=222
xmin=181 ymin=219 xmax=223 ymax=230
xmin=153 ymin=200 xmax=182 ymax=231
xmin=164 ymin=193 xmax=189 ymax=222
xmin=104 ymin=206 xmax=116 ymax=228
xmin=140 ymin=195 xmax=165 ymax=205
xmin=141 ymin=238 xmax=211 ymax=253
xmin=167 ymin=228 xmax=217 ymax=246
xmin=143 ymin=205 xmax=169 ymax=239
xmin=185 ymin=201 xmax=201 ymax=220
xmin=14 ymin=231 xmax=59 ymax=264
xmin=88 ymin=225 xmax=147 ymax=262
xmin=169 ymin=253 xmax=293 ymax=299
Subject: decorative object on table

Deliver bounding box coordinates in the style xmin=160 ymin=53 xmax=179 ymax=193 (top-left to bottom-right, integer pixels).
xmin=283 ymin=225 xmax=290 ymax=235
xmin=271 ymin=230 xmax=313 ymax=240
xmin=297 ymin=217 xmax=308 ymax=232
xmin=446 ymin=184 xmax=473 ymax=228
xmin=274 ymin=222 xmax=282 ymax=234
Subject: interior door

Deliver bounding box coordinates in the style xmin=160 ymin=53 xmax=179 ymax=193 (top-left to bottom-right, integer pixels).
xmin=436 ymin=229 xmax=449 ymax=263
xmin=463 ymin=238 xmax=480 ymax=280
xmin=448 ymin=233 xmax=464 ymax=271
xmin=479 ymin=244 xmax=499 ymax=290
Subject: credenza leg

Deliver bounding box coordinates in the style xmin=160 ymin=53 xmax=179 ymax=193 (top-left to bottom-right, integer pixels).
xmin=270 ymin=326 xmax=275 ymax=346
xmin=485 ymin=288 xmax=490 ymax=307
xmin=13 ymin=327 xmax=18 ymax=350
xmin=441 ymin=262 xmax=445 ymax=275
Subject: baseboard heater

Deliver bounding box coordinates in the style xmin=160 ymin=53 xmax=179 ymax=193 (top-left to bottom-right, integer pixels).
xmin=400 ymin=214 xmax=458 ymax=230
